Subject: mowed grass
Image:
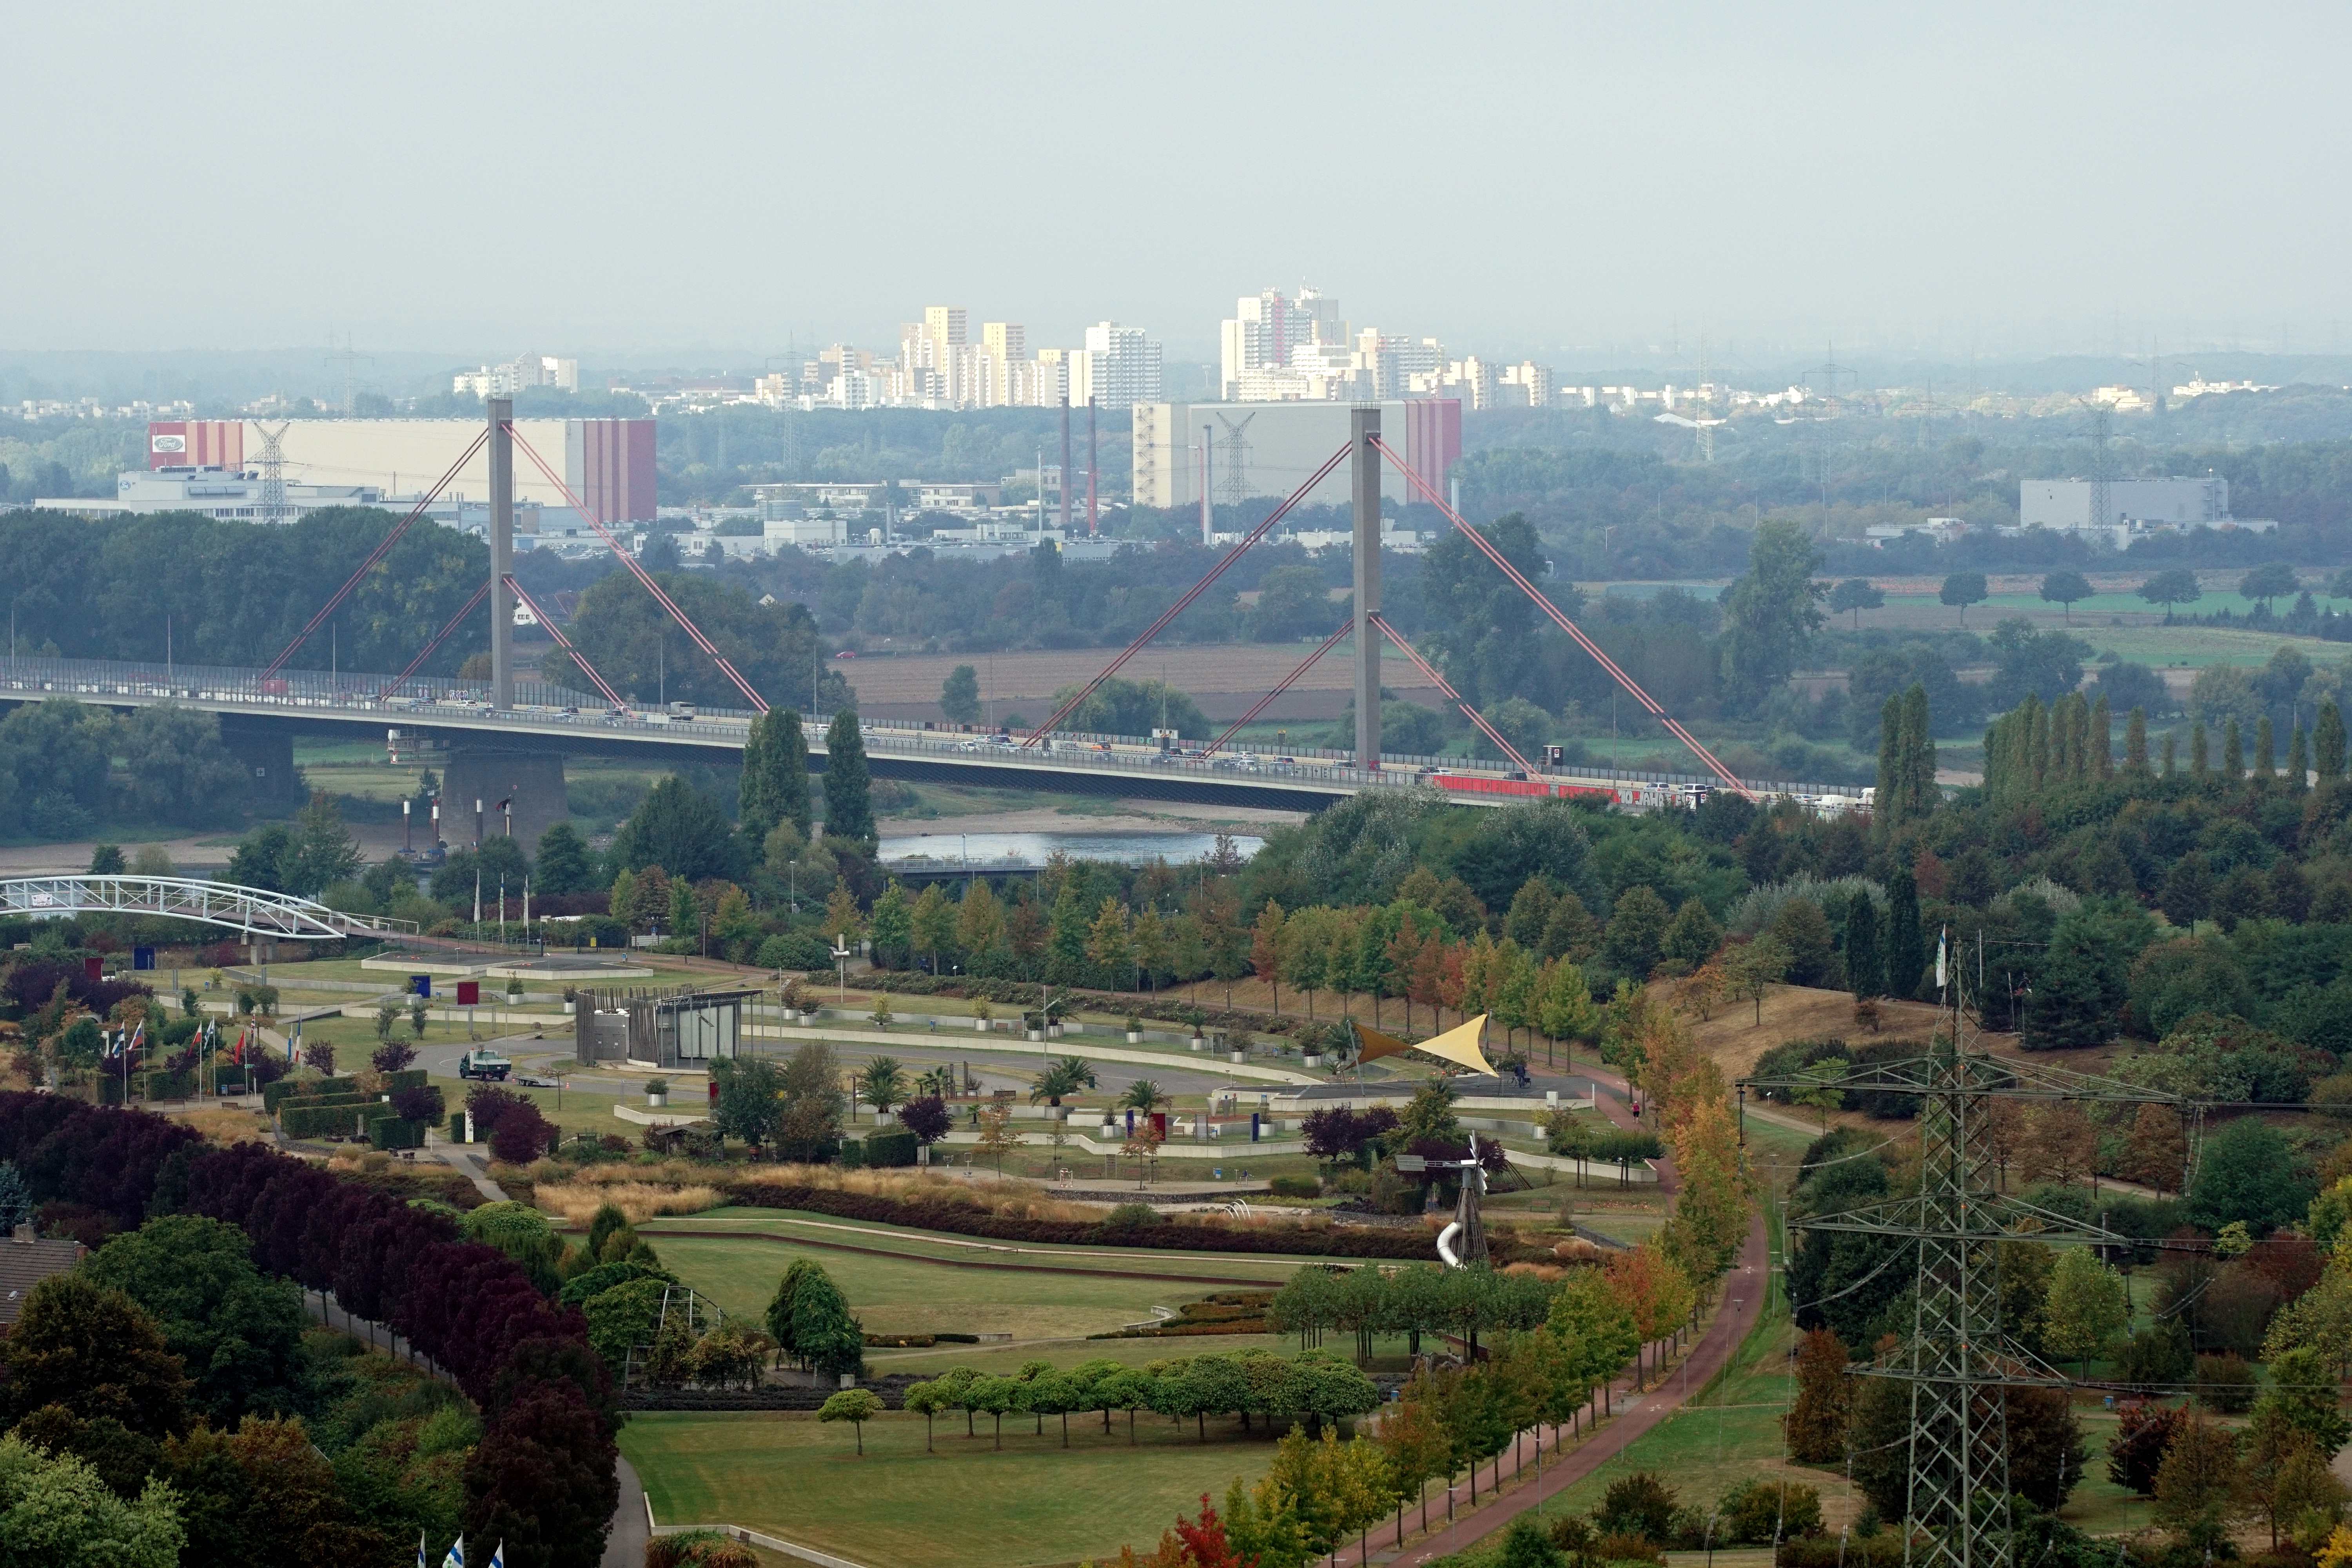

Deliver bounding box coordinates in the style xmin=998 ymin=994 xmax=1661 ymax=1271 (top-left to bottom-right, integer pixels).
xmin=622 ymin=1408 xmax=1281 ymax=1568
xmin=653 ymin=1233 xmax=1229 ymax=1341
xmin=645 ymin=1206 xmax=1350 ymax=1276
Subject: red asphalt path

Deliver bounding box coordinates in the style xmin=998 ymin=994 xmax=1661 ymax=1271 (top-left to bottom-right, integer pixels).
xmin=1325 ymin=1063 xmax=1768 ymax=1565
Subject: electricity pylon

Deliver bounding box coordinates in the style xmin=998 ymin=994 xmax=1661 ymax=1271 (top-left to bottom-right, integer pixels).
xmin=1742 ymin=967 xmax=2187 ymax=1568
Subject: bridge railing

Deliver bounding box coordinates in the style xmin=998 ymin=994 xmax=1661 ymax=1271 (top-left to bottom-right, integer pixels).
xmin=0 ymin=654 xmax=1871 ymax=804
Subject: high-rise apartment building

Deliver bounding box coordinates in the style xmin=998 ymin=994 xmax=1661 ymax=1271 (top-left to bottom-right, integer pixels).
xmin=1220 ymin=289 xmax=1345 ymax=399
xmin=1069 ymin=323 xmax=1162 ymax=410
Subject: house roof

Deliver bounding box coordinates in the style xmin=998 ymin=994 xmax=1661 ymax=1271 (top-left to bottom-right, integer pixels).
xmin=0 ymin=1236 xmax=84 ymax=1325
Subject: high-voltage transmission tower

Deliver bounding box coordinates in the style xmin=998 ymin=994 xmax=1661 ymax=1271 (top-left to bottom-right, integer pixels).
xmin=253 ymin=422 xmax=292 ymax=526
xmin=1213 ymin=411 xmax=1256 ymax=510
xmin=1742 ymin=962 xmax=2189 ymax=1568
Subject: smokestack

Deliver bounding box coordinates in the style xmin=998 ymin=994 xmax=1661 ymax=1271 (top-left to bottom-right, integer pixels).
xmin=1058 ymin=397 xmax=1072 ymax=532
xmin=1087 ymin=398 xmax=1098 ymax=536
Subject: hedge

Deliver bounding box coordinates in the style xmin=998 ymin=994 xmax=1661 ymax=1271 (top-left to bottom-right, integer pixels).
xmin=265 ymin=1075 xmax=356 ymax=1113
xmin=449 ymin=1111 xmax=469 ymax=1143
xmin=726 ymin=1181 xmax=1536 ymax=1264
xmin=143 ymin=1069 xmax=194 ymax=1100
xmin=281 ymin=1101 xmax=389 ymax=1140
xmin=864 ymin=1127 xmax=919 ymax=1169
xmin=806 ymin=972 xmax=1321 ymax=1042
xmin=369 ymin=1116 xmax=427 ymax=1151
xmin=0 ymin=1094 xmax=618 ymax=1566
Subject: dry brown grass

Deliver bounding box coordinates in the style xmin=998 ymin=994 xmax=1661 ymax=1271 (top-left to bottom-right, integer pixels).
xmin=1674 ymin=981 xmax=1947 ymax=1078
xmin=180 ymin=1105 xmax=270 ymax=1146
xmin=535 ymin=1181 xmax=724 ymax=1225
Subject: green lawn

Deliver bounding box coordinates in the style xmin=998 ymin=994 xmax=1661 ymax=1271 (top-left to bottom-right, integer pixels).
xmin=644 ymin=1207 xmax=1347 ymax=1278
xmin=653 ymin=1232 xmax=1258 ymax=1343
xmin=622 ymin=1408 xmax=1281 ymax=1568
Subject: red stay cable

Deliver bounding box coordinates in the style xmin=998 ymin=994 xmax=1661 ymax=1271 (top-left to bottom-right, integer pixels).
xmin=503 ymin=575 xmax=630 ymax=712
xmin=504 ymin=426 xmax=770 ymax=713
xmin=1368 ymin=613 xmax=1540 ymax=776
xmin=1020 ymin=440 xmax=1351 ymax=747
xmin=376 ymin=580 xmax=490 ymax=701
xmin=1204 ymin=616 xmax=1353 ymax=759
xmin=262 ymin=428 xmax=490 ymax=681
xmin=1372 ymin=439 xmax=1754 ymax=799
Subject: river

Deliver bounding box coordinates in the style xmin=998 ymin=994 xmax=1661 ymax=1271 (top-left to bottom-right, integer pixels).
xmin=875 ymin=829 xmax=1264 ymax=869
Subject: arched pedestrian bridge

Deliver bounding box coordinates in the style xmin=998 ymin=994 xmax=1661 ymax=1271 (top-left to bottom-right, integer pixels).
xmin=0 ymin=877 xmax=417 ymax=940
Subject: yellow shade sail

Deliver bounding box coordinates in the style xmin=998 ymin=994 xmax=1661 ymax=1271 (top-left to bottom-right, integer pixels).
xmin=1411 ymin=1014 xmax=1497 ymax=1076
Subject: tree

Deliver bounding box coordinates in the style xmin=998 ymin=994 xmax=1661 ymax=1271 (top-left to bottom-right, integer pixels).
xmin=1250 ymin=900 xmax=1287 ymax=1013
xmin=2043 ymin=1247 xmax=2129 ymax=1376
xmin=2253 ymin=1347 xmax=2352 ymax=1457
xmin=897 ymin=1096 xmax=951 ymax=1145
xmin=2244 ymin=1409 xmax=2348 ymax=1550
xmin=817 ymin=1388 xmax=884 ymax=1455
xmin=531 ymin=820 xmax=595 ymax=895
xmin=739 ymin=706 xmax=811 ymax=844
xmin=2154 ymin=1412 xmax=2246 ymax=1552
xmin=280 ymin=792 xmax=362 ymax=897
xmin=1661 ymin=900 xmax=1722 ymax=971
xmin=2040 ymin=570 xmax=2094 ymax=623
xmin=1723 ymin=935 xmax=1789 ymax=1025
xmin=822 ymin=710 xmax=874 ymax=845
xmin=2189 ymin=1117 xmax=2314 ymax=1235
xmin=1844 ymin=890 xmax=1883 ymax=1001
xmin=857 ymin=1057 xmax=906 ymax=1122
xmin=1603 ymin=886 xmax=1671 ymax=978
xmin=1939 ymin=571 xmax=1989 ymax=625
xmin=2109 ymin=1401 xmax=2185 ymax=1495
xmin=0 ymin=1274 xmax=191 ymax=1439
xmin=611 ymin=775 xmax=741 ymax=883
xmin=2138 ymin=567 xmax=2203 ymax=624
xmin=1718 ymin=519 xmax=1825 ymax=706
xmin=1782 ymin=1329 xmax=1852 ymax=1462
xmin=909 ymin=885 xmax=956 ymax=973
xmin=1883 ymin=867 xmax=1924 ymax=1000
xmin=163 ymin=1413 xmax=377 ymax=1568
xmin=2319 ymin=700 xmax=2348 ymax=785
xmin=115 ymin=704 xmax=245 ymax=828
xmin=1828 ymin=577 xmax=1884 ymax=629
xmin=940 ymin=664 xmax=983 ymax=725
xmin=975 ymin=1102 xmax=1023 ymax=1176
xmin=87 ymin=843 xmax=125 ymax=875
xmin=548 ymin=565 xmax=844 ymax=709
xmin=2242 ymin=562 xmax=2302 ymax=613
xmin=0 ymin=1433 xmax=183 ymax=1568
xmin=1030 ymin=1057 xmax=1096 ymax=1107
xmin=2123 ymin=1104 xmax=2189 ymax=1195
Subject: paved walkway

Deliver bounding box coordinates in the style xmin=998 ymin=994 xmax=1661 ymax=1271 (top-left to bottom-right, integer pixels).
xmin=426 ymin=1132 xmax=512 ymax=1202
xmin=1369 ymin=1211 xmax=1771 ymax=1565
xmin=603 ymin=1457 xmax=648 ymax=1568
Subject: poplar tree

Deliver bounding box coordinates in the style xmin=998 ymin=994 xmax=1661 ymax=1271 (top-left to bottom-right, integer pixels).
xmin=2125 ymin=706 xmax=2150 ymax=776
xmin=740 ymin=706 xmax=812 ymax=842
xmin=2161 ymin=730 xmax=2178 ymax=778
xmin=1884 ymin=868 xmax=1924 ymax=1002
xmin=2092 ymin=691 xmax=2114 ymax=779
xmin=1875 ymin=691 xmax=1904 ymax=833
xmin=2254 ymin=714 xmax=2275 ymax=782
xmin=2191 ymin=721 xmax=2210 ymax=780
xmin=1901 ymin=682 xmax=1936 ymax=817
xmin=822 ymin=710 xmax=875 ymax=844
xmin=2318 ymin=700 xmax=2347 ymax=784
xmin=1844 ymin=889 xmax=1883 ymax=1001
xmin=2223 ymin=718 xmax=2244 ymax=782
xmin=2028 ymin=696 xmax=2050 ymax=786
xmin=2287 ymin=722 xmax=2310 ymax=791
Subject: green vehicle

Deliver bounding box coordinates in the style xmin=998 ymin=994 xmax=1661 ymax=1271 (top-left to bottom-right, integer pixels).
xmin=456 ymin=1048 xmax=512 ymax=1082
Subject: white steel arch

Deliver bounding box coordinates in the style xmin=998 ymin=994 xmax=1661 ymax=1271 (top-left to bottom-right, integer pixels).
xmin=0 ymin=877 xmax=417 ymax=940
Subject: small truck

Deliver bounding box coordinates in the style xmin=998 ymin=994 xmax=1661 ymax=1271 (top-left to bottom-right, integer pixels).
xmin=456 ymin=1048 xmax=512 ymax=1082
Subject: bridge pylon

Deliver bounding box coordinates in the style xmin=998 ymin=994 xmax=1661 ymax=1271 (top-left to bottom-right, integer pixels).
xmin=488 ymin=396 xmax=516 ymax=710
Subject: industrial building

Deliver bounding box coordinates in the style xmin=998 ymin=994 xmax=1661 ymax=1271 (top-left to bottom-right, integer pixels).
xmin=2019 ymin=475 xmax=2230 ymax=530
xmin=1132 ymin=398 xmax=1461 ymax=511
xmin=138 ymin=418 xmax=654 ymax=523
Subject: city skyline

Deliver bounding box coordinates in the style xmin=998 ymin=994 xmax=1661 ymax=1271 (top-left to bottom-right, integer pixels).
xmin=6 ymin=5 xmax=2350 ymax=358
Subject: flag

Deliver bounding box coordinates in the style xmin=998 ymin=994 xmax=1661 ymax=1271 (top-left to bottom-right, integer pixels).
xmin=485 ymin=1544 xmax=503 ymax=1568
xmin=417 ymin=1532 xmax=429 ymax=1568
xmin=127 ymin=1022 xmax=142 ymax=1059
xmin=1935 ymin=926 xmax=1948 ymax=990
xmin=440 ymin=1537 xmax=464 ymax=1568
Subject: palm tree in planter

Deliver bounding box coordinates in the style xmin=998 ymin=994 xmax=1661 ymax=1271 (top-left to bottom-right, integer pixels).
xmin=1119 ymin=1080 xmax=1165 ymax=1118
xmin=859 ymin=1057 xmax=906 ymax=1123
xmin=1030 ymin=1056 xmax=1096 ymax=1112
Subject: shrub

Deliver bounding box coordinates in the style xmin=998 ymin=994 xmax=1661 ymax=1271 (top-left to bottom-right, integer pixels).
xmin=487 ymin=1102 xmax=557 ymax=1164
xmin=1595 ymin=1473 xmax=1679 ymax=1542
xmin=864 ymin=1127 xmax=918 ymax=1169
xmin=1106 ymin=1202 xmax=1162 ymax=1228
xmin=369 ymin=1117 xmax=426 ymax=1151
xmin=2194 ymin=1352 xmax=2259 ymax=1413
xmin=1720 ymin=1481 xmax=1824 ymax=1544
xmin=2106 ymin=1401 xmax=2183 ymax=1495
xmin=1267 ymin=1175 xmax=1321 ymax=1200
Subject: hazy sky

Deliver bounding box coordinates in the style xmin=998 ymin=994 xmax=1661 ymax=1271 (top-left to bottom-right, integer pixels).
xmin=9 ymin=2 xmax=2348 ymax=364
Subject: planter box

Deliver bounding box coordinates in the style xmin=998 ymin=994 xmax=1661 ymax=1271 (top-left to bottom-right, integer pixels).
xmin=1189 ymin=1038 xmax=1207 ymax=1052
xmin=1047 ymin=1024 xmax=1063 ymax=1038
xmin=1303 ymin=1054 xmax=1321 ymax=1068
xmin=647 ymin=1093 xmax=668 ymax=1108
xmin=1126 ymin=1031 xmax=1142 ymax=1044
xmin=783 ymin=1008 xmax=799 ymax=1022
xmin=1027 ymin=1029 xmax=1043 ymax=1042
xmin=973 ymin=1018 xmax=990 ymax=1031
xmin=1064 ymin=1022 xmax=1082 ymax=1035
xmin=800 ymin=1013 xmax=818 ymax=1026
xmin=1229 ymin=1050 xmax=1246 ymax=1064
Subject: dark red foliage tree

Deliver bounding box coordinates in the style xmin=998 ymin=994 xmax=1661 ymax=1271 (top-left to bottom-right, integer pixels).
xmin=489 ymin=1103 xmax=556 ymax=1164
xmin=2106 ymin=1400 xmax=2183 ymax=1496
xmin=896 ymin=1096 xmax=952 ymax=1146
xmin=462 ymin=1378 xmax=619 ymax=1568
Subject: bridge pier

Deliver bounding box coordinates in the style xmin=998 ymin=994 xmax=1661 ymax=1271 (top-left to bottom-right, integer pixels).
xmin=219 ymin=717 xmax=302 ymax=806
xmin=440 ymin=745 xmax=567 ymax=855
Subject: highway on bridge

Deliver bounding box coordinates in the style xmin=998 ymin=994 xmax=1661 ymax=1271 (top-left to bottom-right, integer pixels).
xmin=0 ymin=653 xmax=1863 ymax=813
